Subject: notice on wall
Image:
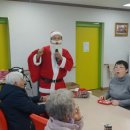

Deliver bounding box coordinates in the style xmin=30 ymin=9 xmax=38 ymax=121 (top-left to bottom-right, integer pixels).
xmin=83 ymin=42 xmax=89 ymax=52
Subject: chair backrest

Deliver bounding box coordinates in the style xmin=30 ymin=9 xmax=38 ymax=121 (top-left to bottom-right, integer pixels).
xmin=30 ymin=114 xmax=48 ymax=130
xmin=0 ymin=109 xmax=8 ymax=130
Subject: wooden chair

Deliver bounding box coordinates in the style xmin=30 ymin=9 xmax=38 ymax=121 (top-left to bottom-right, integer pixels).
xmin=0 ymin=109 xmax=8 ymax=130
xmin=30 ymin=114 xmax=48 ymax=130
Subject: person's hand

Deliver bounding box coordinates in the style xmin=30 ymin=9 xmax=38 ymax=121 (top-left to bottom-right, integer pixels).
xmin=74 ymin=106 xmax=82 ymax=121
xmin=36 ymin=48 xmax=44 ymax=59
xmin=40 ymin=95 xmax=48 ymax=102
xmin=99 ymin=96 xmax=105 ymax=100
xmin=111 ymin=100 xmax=119 ymax=106
xmin=55 ymin=51 xmax=63 ymax=61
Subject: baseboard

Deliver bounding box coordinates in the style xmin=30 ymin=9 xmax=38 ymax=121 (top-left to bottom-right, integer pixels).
xmin=100 ymin=87 xmax=109 ymax=90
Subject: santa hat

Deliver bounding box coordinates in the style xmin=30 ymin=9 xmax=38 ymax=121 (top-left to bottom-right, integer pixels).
xmin=50 ymin=31 xmax=62 ymax=38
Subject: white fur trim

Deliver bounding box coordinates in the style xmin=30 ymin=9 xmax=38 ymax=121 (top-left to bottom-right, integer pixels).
xmin=50 ymin=82 xmax=55 ymax=91
xmin=50 ymin=45 xmax=61 ymax=90
xmin=59 ymin=57 xmax=66 ymax=68
xmin=33 ymin=54 xmax=42 ymax=66
xmin=50 ymin=31 xmax=62 ymax=38
xmin=39 ymin=87 xmax=55 ymax=94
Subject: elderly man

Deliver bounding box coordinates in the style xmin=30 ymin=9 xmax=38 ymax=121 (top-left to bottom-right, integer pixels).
xmin=28 ymin=31 xmax=73 ymax=96
xmin=0 ymin=72 xmax=46 ymax=130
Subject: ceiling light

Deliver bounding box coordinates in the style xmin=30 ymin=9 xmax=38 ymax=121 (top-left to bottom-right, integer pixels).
xmin=123 ymin=3 xmax=130 ymax=7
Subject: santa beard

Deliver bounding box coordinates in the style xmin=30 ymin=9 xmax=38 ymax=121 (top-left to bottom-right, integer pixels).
xmin=50 ymin=43 xmax=62 ymax=55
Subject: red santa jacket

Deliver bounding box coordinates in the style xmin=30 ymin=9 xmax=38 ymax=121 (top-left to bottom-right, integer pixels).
xmin=28 ymin=45 xmax=73 ymax=95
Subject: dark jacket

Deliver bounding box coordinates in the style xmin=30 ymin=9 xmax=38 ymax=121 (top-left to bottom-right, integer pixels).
xmin=0 ymin=84 xmax=45 ymax=130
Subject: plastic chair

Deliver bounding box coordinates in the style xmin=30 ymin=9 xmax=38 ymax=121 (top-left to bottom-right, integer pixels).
xmin=0 ymin=109 xmax=8 ymax=130
xmin=30 ymin=114 xmax=48 ymax=130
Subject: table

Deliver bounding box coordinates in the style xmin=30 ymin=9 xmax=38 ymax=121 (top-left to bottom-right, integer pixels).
xmin=75 ymin=95 xmax=130 ymax=130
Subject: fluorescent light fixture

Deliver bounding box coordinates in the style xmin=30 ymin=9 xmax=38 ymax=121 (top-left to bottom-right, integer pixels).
xmin=123 ymin=3 xmax=130 ymax=7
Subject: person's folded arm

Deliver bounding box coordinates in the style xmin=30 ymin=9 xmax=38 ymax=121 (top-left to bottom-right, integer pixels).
xmin=30 ymin=96 xmax=41 ymax=103
xmin=119 ymin=99 xmax=130 ymax=107
xmin=12 ymin=92 xmax=45 ymax=115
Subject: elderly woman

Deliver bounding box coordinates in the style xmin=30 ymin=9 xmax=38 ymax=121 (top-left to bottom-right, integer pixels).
xmin=45 ymin=89 xmax=83 ymax=130
xmin=0 ymin=71 xmax=46 ymax=130
xmin=99 ymin=60 xmax=130 ymax=109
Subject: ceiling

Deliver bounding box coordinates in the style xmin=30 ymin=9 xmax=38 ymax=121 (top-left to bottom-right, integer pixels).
xmin=8 ymin=0 xmax=130 ymax=11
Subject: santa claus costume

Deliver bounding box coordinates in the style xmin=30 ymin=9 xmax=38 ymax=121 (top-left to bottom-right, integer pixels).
xmin=28 ymin=31 xmax=73 ymax=96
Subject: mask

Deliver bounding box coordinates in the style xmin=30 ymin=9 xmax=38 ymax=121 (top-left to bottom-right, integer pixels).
xmin=67 ymin=118 xmax=74 ymax=124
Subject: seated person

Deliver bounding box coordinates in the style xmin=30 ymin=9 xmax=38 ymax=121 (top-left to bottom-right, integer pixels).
xmin=0 ymin=71 xmax=46 ymax=130
xmin=45 ymin=89 xmax=83 ymax=130
xmin=99 ymin=60 xmax=130 ymax=109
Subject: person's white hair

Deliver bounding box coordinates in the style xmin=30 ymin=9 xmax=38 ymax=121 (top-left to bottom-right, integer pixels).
xmin=5 ymin=71 xmax=24 ymax=85
xmin=50 ymin=31 xmax=62 ymax=38
xmin=45 ymin=89 xmax=75 ymax=121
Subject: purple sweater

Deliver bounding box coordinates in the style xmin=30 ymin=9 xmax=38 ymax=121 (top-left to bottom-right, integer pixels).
xmin=45 ymin=117 xmax=83 ymax=130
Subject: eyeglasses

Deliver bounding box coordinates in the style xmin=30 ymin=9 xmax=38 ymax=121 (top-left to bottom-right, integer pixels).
xmin=51 ymin=35 xmax=62 ymax=40
xmin=114 ymin=66 xmax=125 ymax=69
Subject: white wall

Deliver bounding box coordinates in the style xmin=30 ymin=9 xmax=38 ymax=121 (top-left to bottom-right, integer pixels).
xmin=0 ymin=1 xmax=130 ymax=87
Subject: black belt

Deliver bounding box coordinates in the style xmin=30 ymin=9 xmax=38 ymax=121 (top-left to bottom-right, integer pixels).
xmin=41 ymin=77 xmax=63 ymax=83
